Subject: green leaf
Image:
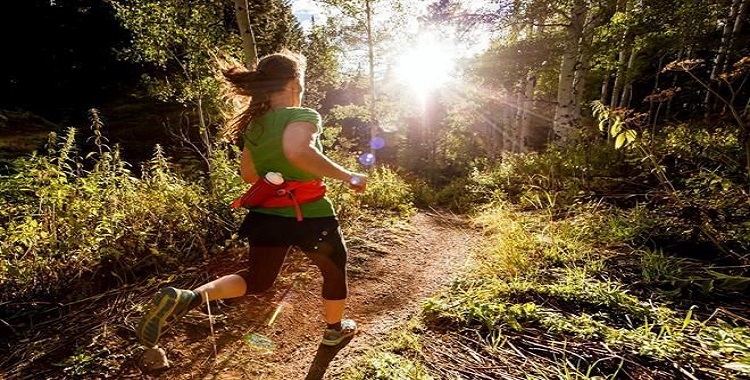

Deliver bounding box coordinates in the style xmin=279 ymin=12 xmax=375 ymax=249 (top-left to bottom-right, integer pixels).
xmin=615 ymin=133 xmax=627 ymax=149
xmin=610 ymin=118 xmax=623 ymax=136
xmin=625 ymin=129 xmax=637 ymax=144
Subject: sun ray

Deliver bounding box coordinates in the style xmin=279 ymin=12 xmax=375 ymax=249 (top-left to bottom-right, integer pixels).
xmin=395 ymin=31 xmax=457 ymax=97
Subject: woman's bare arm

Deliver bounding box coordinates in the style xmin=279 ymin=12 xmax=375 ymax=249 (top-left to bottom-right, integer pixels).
xmin=282 ymin=121 xmax=367 ymax=191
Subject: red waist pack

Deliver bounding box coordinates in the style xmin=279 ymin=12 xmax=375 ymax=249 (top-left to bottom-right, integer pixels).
xmin=231 ymin=178 xmax=327 ymax=221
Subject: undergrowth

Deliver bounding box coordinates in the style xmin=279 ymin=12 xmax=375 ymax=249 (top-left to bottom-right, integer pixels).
xmin=0 ymin=113 xmax=416 ymax=380
xmin=352 ymin=120 xmax=750 ymax=379
xmin=417 ymin=205 xmax=750 ymax=379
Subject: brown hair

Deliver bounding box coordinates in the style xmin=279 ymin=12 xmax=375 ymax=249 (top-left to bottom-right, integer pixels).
xmin=221 ymin=50 xmax=307 ymax=146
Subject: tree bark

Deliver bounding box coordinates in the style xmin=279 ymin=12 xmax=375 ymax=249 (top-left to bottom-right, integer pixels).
xmin=234 ymin=0 xmax=258 ymax=69
xmin=728 ymin=0 xmax=750 ymax=68
xmin=365 ymin=0 xmax=378 ymax=163
xmin=705 ymin=0 xmax=741 ymax=109
xmin=553 ymin=0 xmax=587 ymax=144
xmin=610 ymin=0 xmax=633 ymax=109
xmin=520 ymin=74 xmax=536 ymax=152
xmin=618 ymin=43 xmax=637 ymax=108
xmin=513 ymin=82 xmax=524 ymax=152
xmin=600 ymin=74 xmax=610 ymax=103
xmin=503 ymin=92 xmax=515 ymax=152
xmin=610 ymin=35 xmax=638 ymax=109
xmin=574 ymin=16 xmax=595 ymax=122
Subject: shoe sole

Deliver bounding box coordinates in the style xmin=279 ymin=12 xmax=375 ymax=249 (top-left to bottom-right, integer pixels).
xmin=136 ymin=288 xmax=183 ymax=348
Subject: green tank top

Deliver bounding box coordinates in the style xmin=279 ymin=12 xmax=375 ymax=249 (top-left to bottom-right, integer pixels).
xmin=242 ymin=107 xmax=336 ymax=218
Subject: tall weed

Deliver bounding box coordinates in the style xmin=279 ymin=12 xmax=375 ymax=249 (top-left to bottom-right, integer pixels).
xmin=0 ymin=127 xmax=228 ymax=303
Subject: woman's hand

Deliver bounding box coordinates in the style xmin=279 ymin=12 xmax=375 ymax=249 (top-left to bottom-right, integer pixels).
xmin=348 ymin=173 xmax=368 ymax=193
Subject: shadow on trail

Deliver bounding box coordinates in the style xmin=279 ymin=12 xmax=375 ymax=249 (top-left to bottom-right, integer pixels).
xmin=304 ymin=337 xmax=354 ymax=380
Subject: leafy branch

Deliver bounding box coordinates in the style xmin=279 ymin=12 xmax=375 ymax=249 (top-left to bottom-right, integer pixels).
xmin=663 ymin=57 xmax=750 ymax=178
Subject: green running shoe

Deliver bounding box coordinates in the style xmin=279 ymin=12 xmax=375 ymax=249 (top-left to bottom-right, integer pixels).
xmin=321 ymin=319 xmax=357 ymax=346
xmin=136 ymin=287 xmax=198 ymax=348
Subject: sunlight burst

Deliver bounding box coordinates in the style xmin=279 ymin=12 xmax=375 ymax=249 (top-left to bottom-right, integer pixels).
xmin=395 ymin=32 xmax=456 ymax=95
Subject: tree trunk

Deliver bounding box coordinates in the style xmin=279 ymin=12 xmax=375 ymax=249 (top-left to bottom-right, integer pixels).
xmin=574 ymin=18 xmax=595 ymax=122
xmin=365 ymin=0 xmax=378 ymax=163
xmin=514 ymin=82 xmax=525 ymax=152
xmin=705 ymin=0 xmax=741 ymax=109
xmin=491 ymin=106 xmax=502 ymax=158
xmin=234 ymin=0 xmax=258 ymax=69
xmin=714 ymin=0 xmax=740 ymax=77
xmin=610 ymin=35 xmax=637 ymax=109
xmin=610 ymin=0 xmax=633 ymax=109
xmin=503 ymin=93 xmax=515 ymax=152
xmin=601 ymin=74 xmax=610 ymax=103
xmin=520 ymin=74 xmax=536 ymax=152
xmin=618 ymin=43 xmax=637 ymax=108
xmin=666 ymin=49 xmax=684 ymax=120
xmin=553 ymin=0 xmax=587 ymax=144
xmin=727 ymin=0 xmax=750 ymax=74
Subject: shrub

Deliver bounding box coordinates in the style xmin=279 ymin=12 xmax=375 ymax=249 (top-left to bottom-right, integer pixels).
xmin=0 ymin=128 xmax=229 ymax=303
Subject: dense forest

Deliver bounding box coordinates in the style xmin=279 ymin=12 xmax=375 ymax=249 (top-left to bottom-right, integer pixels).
xmin=1 ymin=0 xmax=749 ymax=379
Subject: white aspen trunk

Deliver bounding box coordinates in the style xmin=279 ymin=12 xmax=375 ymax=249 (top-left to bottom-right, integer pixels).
xmin=726 ymin=0 xmax=750 ymax=72
xmin=705 ymin=0 xmax=741 ymax=108
xmin=573 ymin=18 xmax=595 ymax=122
xmin=503 ymin=93 xmax=515 ymax=152
xmin=553 ymin=0 xmax=587 ymax=144
xmin=714 ymin=0 xmax=743 ymax=77
xmin=514 ymin=90 xmax=524 ymax=152
xmin=520 ymin=74 xmax=536 ymax=152
xmin=494 ymin=111 xmax=503 ymax=156
xmin=610 ymin=45 xmax=629 ymax=108
xmin=618 ymin=43 xmax=638 ymax=108
xmin=365 ymin=0 xmax=378 ymax=163
xmin=610 ymin=0 xmax=632 ymax=109
xmin=234 ymin=0 xmax=258 ymax=69
xmin=517 ymin=18 xmax=538 ymax=152
xmin=493 ymin=104 xmax=503 ymax=158
xmin=488 ymin=113 xmax=497 ymax=159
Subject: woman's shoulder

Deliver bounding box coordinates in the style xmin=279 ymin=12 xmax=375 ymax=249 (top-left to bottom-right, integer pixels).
xmin=283 ymin=106 xmax=320 ymax=115
xmin=282 ymin=107 xmax=321 ymax=126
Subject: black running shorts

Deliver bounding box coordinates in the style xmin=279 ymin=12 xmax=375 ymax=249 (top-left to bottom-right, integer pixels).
xmin=236 ymin=211 xmax=349 ymax=300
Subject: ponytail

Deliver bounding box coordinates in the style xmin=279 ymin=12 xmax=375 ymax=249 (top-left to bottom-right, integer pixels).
xmin=220 ymin=51 xmax=306 ymax=147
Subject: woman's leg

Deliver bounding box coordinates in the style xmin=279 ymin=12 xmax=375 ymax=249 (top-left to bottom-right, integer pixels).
xmin=304 ymin=249 xmax=348 ymax=323
xmin=137 ymin=245 xmax=291 ymax=348
xmin=322 ymin=299 xmax=346 ymax=325
xmin=300 ymin=219 xmax=355 ymax=345
xmin=303 ymin=232 xmax=349 ymax=319
xmin=194 ymin=274 xmax=247 ymax=302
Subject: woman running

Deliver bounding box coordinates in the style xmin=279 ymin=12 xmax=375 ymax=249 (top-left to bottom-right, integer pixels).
xmin=136 ymin=49 xmax=367 ymax=349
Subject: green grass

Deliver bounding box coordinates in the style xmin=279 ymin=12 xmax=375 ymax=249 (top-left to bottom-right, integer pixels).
xmin=345 ymin=200 xmax=750 ymax=379
xmin=340 ymin=319 xmax=433 ymax=380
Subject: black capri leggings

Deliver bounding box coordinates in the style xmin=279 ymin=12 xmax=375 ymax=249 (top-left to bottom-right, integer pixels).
xmin=236 ymin=211 xmax=348 ymax=300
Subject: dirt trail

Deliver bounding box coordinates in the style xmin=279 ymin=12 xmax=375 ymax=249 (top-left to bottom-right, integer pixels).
xmin=130 ymin=210 xmax=479 ymax=379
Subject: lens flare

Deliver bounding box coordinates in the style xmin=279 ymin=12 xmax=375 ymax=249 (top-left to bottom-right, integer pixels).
xmin=370 ymin=136 xmax=385 ymax=150
xmin=358 ymin=152 xmax=376 ymax=166
xmin=267 ymin=302 xmax=291 ymax=327
xmin=244 ymin=332 xmax=274 ymax=350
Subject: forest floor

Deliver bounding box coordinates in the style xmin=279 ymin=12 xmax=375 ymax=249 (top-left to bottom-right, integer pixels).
xmin=120 ymin=210 xmax=479 ymax=380
xmin=0 ymin=210 xmax=479 ymax=379
xmin=0 ymin=106 xmax=480 ymax=379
